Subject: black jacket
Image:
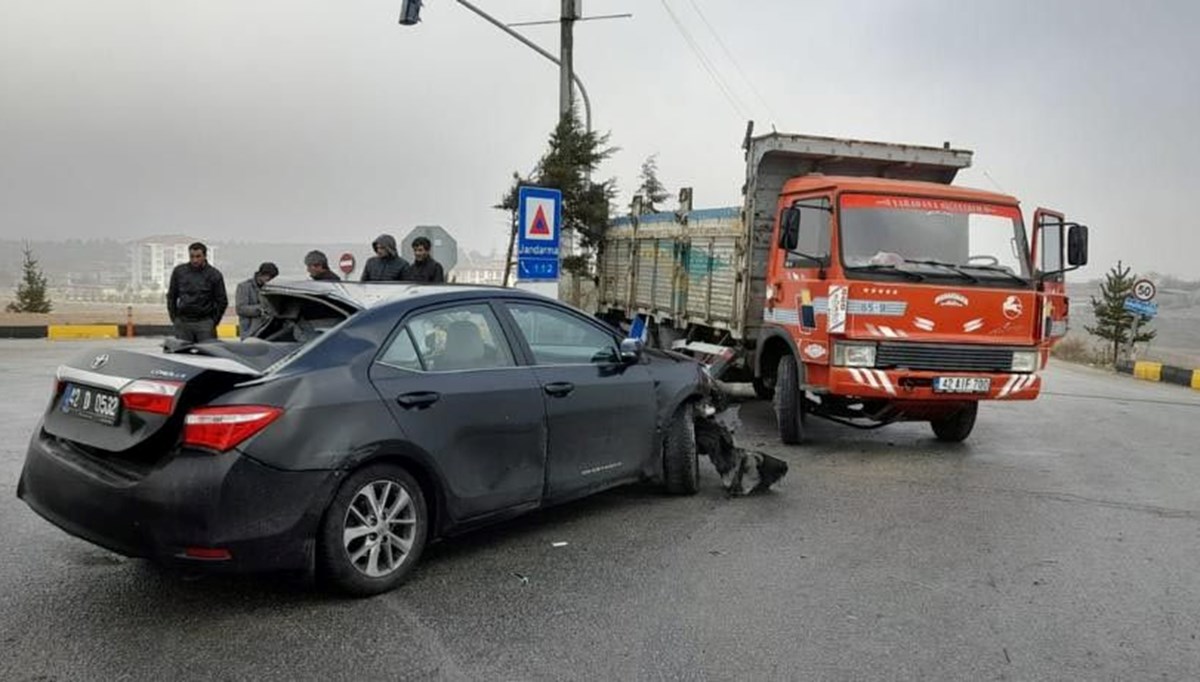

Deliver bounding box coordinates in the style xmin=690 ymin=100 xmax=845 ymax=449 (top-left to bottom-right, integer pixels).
xmin=311 ymin=270 xmax=341 ymax=281
xmin=167 ymin=262 xmax=227 ymax=323
xmin=361 ymin=234 xmax=409 ymax=282
xmin=405 ymin=258 xmax=445 ymax=283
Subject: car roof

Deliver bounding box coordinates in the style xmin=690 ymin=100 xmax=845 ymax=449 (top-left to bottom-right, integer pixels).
xmin=261 ymin=279 xmax=548 ymax=310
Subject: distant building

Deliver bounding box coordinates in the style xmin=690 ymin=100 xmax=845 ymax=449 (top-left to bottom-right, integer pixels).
xmin=454 ymin=251 xmax=506 ymax=286
xmin=130 ymin=235 xmax=215 ymax=292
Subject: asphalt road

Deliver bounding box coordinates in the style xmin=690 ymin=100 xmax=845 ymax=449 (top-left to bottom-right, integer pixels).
xmin=2 ymin=339 xmax=1199 ymax=680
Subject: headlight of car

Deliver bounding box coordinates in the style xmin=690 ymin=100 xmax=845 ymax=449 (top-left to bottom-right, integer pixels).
xmin=1011 ymin=350 xmax=1038 ymax=373
xmin=833 ymin=342 xmax=877 ymax=368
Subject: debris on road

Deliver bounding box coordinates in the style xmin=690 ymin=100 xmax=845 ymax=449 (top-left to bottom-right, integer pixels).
xmin=695 ymin=400 xmax=789 ymax=496
xmin=551 ymin=542 xmax=569 ymax=548
xmin=512 ymin=572 xmax=530 ymax=586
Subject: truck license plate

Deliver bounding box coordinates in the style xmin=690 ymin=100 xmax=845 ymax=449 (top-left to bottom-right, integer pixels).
xmin=933 ymin=377 xmax=991 ymax=394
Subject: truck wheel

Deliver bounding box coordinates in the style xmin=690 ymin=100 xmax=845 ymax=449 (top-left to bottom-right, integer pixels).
xmin=752 ymin=376 xmax=775 ymax=401
xmin=317 ymin=464 xmax=429 ymax=596
xmin=774 ymin=354 xmax=806 ymax=445
xmin=663 ymin=404 xmax=700 ymax=495
xmin=930 ymin=402 xmax=978 ymax=442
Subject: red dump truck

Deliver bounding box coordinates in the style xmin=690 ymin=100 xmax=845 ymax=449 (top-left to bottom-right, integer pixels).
xmin=597 ymin=126 xmax=1088 ymax=443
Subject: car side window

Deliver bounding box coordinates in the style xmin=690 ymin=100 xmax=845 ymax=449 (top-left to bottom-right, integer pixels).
xmin=378 ymin=327 xmax=423 ymax=371
xmin=507 ymin=303 xmax=619 ymax=365
xmin=381 ymin=304 xmax=515 ymax=372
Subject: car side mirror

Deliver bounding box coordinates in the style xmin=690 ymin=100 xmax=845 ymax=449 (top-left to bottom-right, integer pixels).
xmin=619 ymin=338 xmax=644 ymax=364
xmin=1067 ymin=224 xmax=1089 ymax=266
xmin=779 ymin=207 xmax=800 ymax=251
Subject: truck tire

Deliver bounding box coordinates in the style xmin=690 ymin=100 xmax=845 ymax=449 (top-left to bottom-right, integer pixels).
xmin=774 ymin=354 xmax=806 ymax=445
xmin=930 ymin=402 xmax=978 ymax=442
xmin=752 ymin=376 xmax=775 ymax=401
xmin=663 ymin=404 xmax=700 ymax=495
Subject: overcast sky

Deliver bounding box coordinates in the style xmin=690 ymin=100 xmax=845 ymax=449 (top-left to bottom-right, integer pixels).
xmin=2 ymin=0 xmax=1198 ymax=278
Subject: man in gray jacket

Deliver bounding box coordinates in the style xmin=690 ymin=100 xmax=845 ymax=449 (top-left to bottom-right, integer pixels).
xmin=361 ymin=234 xmax=409 ymax=281
xmin=235 ymin=262 xmax=279 ymax=339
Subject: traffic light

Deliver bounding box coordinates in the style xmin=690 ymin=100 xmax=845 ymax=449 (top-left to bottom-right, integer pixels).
xmin=398 ymin=0 xmax=422 ymax=25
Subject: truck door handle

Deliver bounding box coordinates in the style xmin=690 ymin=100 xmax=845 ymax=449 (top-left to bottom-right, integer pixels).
xmin=396 ymin=391 xmax=440 ymax=409
xmin=543 ymin=382 xmax=575 ymax=398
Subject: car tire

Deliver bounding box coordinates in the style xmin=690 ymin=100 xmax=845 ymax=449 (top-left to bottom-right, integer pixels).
xmin=930 ymin=402 xmax=979 ymax=442
xmin=663 ymin=404 xmax=700 ymax=495
xmin=752 ymin=375 xmax=776 ymax=401
xmin=317 ymin=464 xmax=428 ymax=597
xmin=774 ymin=354 xmax=806 ymax=445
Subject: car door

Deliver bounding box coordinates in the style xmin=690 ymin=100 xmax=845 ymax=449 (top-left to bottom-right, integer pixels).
xmin=368 ymin=301 xmax=547 ymax=521
xmin=499 ymin=300 xmax=657 ymax=501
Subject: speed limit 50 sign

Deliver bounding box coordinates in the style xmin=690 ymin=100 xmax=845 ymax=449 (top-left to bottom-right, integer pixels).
xmin=1132 ymin=279 xmax=1156 ymax=302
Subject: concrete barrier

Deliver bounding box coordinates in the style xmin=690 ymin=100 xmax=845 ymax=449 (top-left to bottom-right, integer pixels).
xmin=47 ymin=325 xmax=120 ymax=340
xmin=1117 ymin=359 xmax=1200 ymax=391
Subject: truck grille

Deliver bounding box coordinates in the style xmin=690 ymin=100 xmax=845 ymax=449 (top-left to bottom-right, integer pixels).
xmin=875 ymin=342 xmax=1014 ymax=372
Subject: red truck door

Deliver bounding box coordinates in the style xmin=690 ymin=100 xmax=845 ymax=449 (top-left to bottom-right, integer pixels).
xmin=1032 ymin=208 xmax=1069 ymax=348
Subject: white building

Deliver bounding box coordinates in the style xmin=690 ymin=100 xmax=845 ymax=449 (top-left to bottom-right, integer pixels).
xmin=130 ymin=235 xmax=216 ymax=292
xmin=454 ymin=251 xmax=507 ymax=286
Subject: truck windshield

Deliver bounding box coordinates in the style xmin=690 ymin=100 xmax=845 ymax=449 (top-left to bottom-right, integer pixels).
xmin=839 ymin=194 xmax=1030 ymax=283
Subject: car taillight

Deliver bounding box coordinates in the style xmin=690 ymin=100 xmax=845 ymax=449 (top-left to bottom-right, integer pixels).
xmin=120 ymin=379 xmax=184 ymax=415
xmin=183 ymin=406 xmax=283 ymax=453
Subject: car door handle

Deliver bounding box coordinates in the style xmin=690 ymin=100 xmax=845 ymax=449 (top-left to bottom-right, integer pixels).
xmin=543 ymin=382 xmax=575 ymax=398
xmin=396 ymin=391 xmax=440 ymax=409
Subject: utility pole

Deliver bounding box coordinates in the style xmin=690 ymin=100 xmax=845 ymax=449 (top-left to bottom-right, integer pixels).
xmin=559 ymin=0 xmax=577 ymax=120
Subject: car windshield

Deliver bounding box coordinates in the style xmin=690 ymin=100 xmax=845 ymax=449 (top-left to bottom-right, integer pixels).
xmin=839 ymin=194 xmax=1030 ymax=283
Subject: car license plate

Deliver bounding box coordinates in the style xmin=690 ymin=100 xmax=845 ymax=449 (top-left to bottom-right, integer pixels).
xmin=60 ymin=383 xmax=122 ymax=426
xmin=933 ymin=377 xmax=992 ymax=394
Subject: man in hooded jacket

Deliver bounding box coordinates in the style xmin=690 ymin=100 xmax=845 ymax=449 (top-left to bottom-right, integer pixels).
xmin=361 ymin=234 xmax=409 ymax=282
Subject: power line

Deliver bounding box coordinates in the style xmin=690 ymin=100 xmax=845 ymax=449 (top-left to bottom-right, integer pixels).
xmin=683 ymin=0 xmax=778 ymax=124
xmin=658 ymin=0 xmax=750 ymax=120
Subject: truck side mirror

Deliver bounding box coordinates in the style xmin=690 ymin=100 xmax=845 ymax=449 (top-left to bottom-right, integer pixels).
xmin=1067 ymin=224 xmax=1088 ymax=267
xmin=779 ymin=207 xmax=801 ymax=251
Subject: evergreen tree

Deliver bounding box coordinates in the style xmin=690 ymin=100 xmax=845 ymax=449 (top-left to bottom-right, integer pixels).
xmin=6 ymin=244 xmax=52 ymax=313
xmin=636 ymin=154 xmax=670 ymax=213
xmin=1085 ymin=260 xmax=1155 ymax=362
xmin=531 ymin=111 xmax=618 ymax=249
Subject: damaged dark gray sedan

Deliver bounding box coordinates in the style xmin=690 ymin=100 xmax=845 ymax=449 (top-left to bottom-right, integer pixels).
xmin=18 ymin=282 xmax=713 ymax=595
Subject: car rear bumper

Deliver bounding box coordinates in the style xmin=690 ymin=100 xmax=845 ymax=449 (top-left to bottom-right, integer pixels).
xmin=17 ymin=426 xmax=337 ymax=573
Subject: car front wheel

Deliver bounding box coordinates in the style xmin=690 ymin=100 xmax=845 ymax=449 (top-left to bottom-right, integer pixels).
xmin=317 ymin=465 xmax=428 ymax=596
xmin=663 ymin=404 xmax=700 ymax=495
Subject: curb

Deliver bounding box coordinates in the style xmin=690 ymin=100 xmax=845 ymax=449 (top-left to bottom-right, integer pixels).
xmin=0 ymin=324 xmax=239 ymax=341
xmin=1116 ymin=360 xmax=1200 ymax=390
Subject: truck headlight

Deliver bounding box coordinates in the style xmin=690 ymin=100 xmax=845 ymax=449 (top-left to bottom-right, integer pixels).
xmin=1011 ymin=350 xmax=1038 ymax=373
xmin=833 ymin=342 xmax=877 ymax=367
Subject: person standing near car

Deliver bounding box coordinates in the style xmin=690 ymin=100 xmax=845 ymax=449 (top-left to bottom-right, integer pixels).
xmin=167 ymin=242 xmax=227 ymax=343
xmin=305 ymin=250 xmax=341 ymax=281
xmin=404 ymin=236 xmax=446 ymax=283
xmin=361 ymin=234 xmax=409 ymax=282
xmin=235 ymin=262 xmax=279 ymax=339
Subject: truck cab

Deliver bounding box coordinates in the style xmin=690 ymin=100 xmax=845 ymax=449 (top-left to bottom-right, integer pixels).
xmin=759 ymin=174 xmax=1087 ymax=443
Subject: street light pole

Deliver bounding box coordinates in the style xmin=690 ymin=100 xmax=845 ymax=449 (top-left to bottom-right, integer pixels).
xmin=454 ymin=0 xmax=591 ymax=133
xmin=559 ymin=0 xmax=576 ymax=120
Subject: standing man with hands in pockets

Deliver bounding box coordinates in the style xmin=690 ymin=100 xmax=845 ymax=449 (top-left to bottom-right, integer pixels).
xmin=167 ymin=242 xmax=227 ymax=343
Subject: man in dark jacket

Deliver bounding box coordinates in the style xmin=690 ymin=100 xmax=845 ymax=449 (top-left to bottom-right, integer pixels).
xmin=361 ymin=234 xmax=409 ymax=281
xmin=235 ymin=262 xmax=279 ymax=339
xmin=167 ymin=242 xmax=227 ymax=342
xmin=404 ymin=236 xmax=446 ymax=283
xmin=305 ymin=250 xmax=341 ymax=281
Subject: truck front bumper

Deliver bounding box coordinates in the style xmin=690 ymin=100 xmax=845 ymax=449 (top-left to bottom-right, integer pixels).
xmin=831 ymin=368 xmax=1040 ymax=401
